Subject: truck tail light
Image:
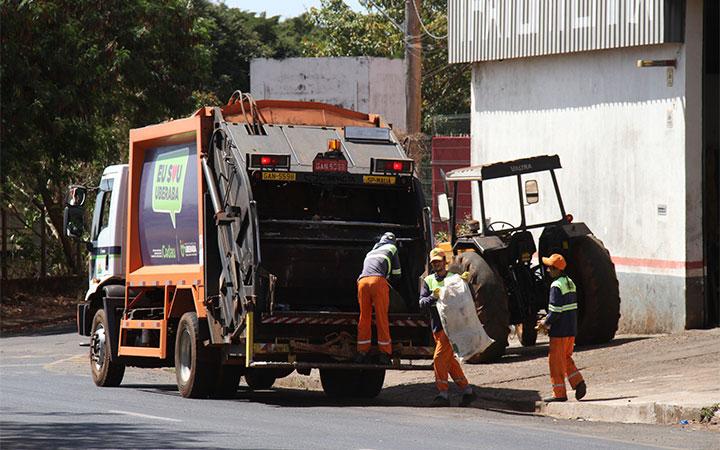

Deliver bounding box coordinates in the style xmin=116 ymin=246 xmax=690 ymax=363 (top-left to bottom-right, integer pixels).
xmin=371 ymin=158 xmax=414 ymax=175
xmin=248 ymin=154 xmax=291 ymax=171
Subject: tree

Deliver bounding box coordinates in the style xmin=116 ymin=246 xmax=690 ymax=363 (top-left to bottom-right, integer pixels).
xmin=1 ymin=0 xmax=214 ymax=274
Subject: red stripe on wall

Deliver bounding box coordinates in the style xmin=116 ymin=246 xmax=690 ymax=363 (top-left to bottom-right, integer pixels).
xmin=612 ymin=257 xmax=704 ymax=270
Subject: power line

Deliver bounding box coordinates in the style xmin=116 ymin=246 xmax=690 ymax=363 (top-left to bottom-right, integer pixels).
xmin=411 ymin=0 xmax=447 ymax=40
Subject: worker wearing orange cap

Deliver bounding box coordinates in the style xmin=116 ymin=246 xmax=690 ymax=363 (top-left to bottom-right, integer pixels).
xmin=537 ymin=253 xmax=587 ymax=402
xmin=419 ymin=248 xmax=476 ymax=407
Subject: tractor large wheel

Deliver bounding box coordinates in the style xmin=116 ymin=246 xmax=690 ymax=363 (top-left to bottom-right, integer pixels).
xmin=450 ymin=252 xmax=510 ymax=363
xmin=565 ymin=235 xmax=621 ymax=345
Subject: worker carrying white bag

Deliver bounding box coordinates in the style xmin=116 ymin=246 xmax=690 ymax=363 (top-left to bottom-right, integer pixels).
xmin=436 ymin=273 xmax=494 ymax=362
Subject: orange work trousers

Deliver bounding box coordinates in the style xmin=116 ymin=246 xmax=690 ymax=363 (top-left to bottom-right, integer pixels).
xmin=433 ymin=330 xmax=469 ymax=392
xmin=357 ymin=276 xmax=392 ymax=354
xmin=549 ymin=336 xmax=584 ymax=398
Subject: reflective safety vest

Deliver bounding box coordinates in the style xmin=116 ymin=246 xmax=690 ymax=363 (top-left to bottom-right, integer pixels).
xmin=359 ymin=243 xmax=402 ymax=280
xmin=546 ymin=275 xmax=578 ymax=337
xmin=423 ymin=272 xmax=458 ymax=291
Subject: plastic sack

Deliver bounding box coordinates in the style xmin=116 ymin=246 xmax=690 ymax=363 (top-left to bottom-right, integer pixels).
xmin=436 ymin=274 xmax=494 ymax=361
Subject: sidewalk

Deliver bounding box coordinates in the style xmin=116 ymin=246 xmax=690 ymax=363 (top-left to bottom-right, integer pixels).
xmin=275 ymin=328 xmax=720 ymax=426
xmin=381 ymin=328 xmax=720 ymax=426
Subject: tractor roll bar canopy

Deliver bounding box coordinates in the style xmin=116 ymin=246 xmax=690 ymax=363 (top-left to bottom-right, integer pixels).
xmin=445 ymin=155 xmax=561 ymax=181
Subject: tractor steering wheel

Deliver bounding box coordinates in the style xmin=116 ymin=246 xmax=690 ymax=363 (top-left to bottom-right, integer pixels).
xmin=486 ymin=221 xmax=517 ymax=236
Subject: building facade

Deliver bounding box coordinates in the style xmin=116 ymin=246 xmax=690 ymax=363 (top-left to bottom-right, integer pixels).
xmin=250 ymin=57 xmax=407 ymax=132
xmin=449 ymin=0 xmax=718 ymax=333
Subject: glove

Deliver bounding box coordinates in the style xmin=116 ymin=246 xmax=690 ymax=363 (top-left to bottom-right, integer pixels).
xmin=460 ymin=271 xmax=470 ymax=282
xmin=432 ymin=288 xmax=441 ymax=299
xmin=535 ymin=319 xmax=549 ymax=334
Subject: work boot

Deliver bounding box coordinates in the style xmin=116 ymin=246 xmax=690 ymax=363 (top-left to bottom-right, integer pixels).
xmin=353 ymin=352 xmax=368 ymax=364
xmin=459 ymin=389 xmax=477 ymax=407
xmin=377 ymin=353 xmax=392 ymax=366
xmin=574 ymin=381 xmax=587 ymax=401
xmin=431 ymin=394 xmax=450 ymax=407
xmin=542 ymin=396 xmax=568 ymax=403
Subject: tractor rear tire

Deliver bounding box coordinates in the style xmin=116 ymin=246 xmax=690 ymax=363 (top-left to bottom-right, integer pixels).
xmin=450 ymin=252 xmax=510 ymax=363
xmin=566 ymin=235 xmax=621 ymax=345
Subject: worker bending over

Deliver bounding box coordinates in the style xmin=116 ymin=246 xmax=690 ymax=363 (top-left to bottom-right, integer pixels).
xmin=537 ymin=253 xmax=587 ymax=402
xmin=356 ymin=232 xmax=402 ymax=365
xmin=419 ymin=248 xmax=476 ymax=407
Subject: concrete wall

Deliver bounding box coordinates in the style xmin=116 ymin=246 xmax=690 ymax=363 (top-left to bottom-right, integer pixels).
xmin=469 ymin=1 xmax=704 ymax=333
xmin=250 ymin=57 xmax=406 ymax=131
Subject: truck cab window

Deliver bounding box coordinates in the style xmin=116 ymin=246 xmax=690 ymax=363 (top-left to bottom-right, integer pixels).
xmin=92 ymin=179 xmax=113 ymax=240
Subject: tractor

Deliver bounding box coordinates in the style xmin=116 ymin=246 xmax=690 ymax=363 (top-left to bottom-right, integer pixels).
xmin=437 ymin=155 xmax=621 ymax=361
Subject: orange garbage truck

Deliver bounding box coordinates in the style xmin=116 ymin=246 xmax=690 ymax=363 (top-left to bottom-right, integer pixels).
xmin=64 ymin=93 xmax=435 ymax=399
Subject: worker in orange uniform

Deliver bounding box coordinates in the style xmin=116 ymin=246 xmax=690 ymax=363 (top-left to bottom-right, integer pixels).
xmin=537 ymin=253 xmax=587 ymax=402
xmin=356 ymin=232 xmax=402 ymax=365
xmin=419 ymin=248 xmax=476 ymax=407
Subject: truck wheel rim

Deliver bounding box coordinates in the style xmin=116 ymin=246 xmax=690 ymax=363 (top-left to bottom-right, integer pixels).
xmin=178 ymin=328 xmax=192 ymax=383
xmin=91 ymin=324 xmax=106 ymax=371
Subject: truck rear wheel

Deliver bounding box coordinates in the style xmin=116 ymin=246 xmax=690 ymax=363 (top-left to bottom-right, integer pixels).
xmin=90 ymin=309 xmax=125 ymax=387
xmin=244 ymin=369 xmax=277 ymax=390
xmin=566 ymin=235 xmax=621 ymax=345
xmin=175 ymin=312 xmax=219 ymax=398
xmin=451 ymin=252 xmax=510 ymax=363
xmin=210 ymin=366 xmax=243 ymax=399
xmin=355 ymin=369 xmax=385 ymax=398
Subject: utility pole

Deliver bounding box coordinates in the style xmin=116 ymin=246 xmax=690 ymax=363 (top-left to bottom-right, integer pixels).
xmin=405 ymin=0 xmax=422 ymax=141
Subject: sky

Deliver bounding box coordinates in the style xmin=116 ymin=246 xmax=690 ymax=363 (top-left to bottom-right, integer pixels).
xmin=217 ymin=0 xmax=364 ymax=19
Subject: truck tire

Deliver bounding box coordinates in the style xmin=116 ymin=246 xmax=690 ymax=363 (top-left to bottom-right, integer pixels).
xmin=210 ymin=366 xmax=243 ymax=399
xmin=90 ymin=309 xmax=125 ymax=387
xmin=244 ymin=369 xmax=277 ymax=390
xmin=517 ymin=318 xmax=538 ymax=347
xmin=565 ymin=235 xmax=621 ymax=345
xmin=451 ymin=252 xmax=510 ymax=363
xmin=319 ymin=369 xmax=360 ymax=398
xmin=175 ymin=312 xmax=219 ymax=398
xmin=355 ymin=369 xmax=385 ymax=398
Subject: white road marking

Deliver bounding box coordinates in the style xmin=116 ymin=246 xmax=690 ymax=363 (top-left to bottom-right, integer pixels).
xmin=109 ymin=410 xmax=182 ymax=423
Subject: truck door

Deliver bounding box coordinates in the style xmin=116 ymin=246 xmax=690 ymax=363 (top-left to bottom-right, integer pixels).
xmin=89 ymin=167 xmax=127 ymax=287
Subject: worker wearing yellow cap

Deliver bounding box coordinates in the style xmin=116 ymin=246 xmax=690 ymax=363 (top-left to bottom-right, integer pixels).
xmin=537 ymin=253 xmax=587 ymax=402
xmin=419 ymin=248 xmax=476 ymax=407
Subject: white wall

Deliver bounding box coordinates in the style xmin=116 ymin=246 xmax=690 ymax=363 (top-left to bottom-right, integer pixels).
xmin=470 ymin=20 xmax=704 ymax=332
xmin=250 ymin=57 xmax=407 ymax=131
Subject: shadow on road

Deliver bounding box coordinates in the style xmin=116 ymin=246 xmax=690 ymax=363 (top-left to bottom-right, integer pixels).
xmin=0 ymin=420 xmax=223 ymax=449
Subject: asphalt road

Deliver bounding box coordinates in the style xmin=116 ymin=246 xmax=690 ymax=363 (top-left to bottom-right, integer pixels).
xmin=1 ymin=329 xmax=716 ymax=449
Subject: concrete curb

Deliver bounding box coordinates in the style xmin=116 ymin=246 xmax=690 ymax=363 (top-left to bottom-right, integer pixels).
xmin=538 ymin=401 xmax=704 ymax=425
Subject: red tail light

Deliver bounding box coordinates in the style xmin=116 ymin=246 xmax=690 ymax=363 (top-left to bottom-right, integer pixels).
xmin=565 ymin=213 xmax=574 ymax=223
xmin=248 ymin=154 xmax=291 ymax=171
xmin=371 ymin=158 xmax=414 ymax=175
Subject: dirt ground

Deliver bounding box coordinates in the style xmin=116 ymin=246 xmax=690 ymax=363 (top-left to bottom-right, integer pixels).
xmin=1 ymin=276 xmax=83 ymax=334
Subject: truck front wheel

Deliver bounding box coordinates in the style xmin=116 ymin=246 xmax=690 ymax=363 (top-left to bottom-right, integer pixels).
xmin=90 ymin=309 xmax=125 ymax=387
xmin=175 ymin=312 xmax=219 ymax=398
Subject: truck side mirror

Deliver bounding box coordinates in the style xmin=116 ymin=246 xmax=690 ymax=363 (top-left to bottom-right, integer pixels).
xmin=67 ymin=185 xmax=87 ymax=206
xmin=437 ymin=193 xmax=450 ymax=222
xmin=64 ymin=205 xmax=85 ymax=239
xmin=525 ymin=180 xmax=539 ymax=204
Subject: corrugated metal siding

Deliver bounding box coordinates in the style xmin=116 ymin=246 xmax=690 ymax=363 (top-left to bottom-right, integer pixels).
xmin=449 ymin=0 xmax=682 ymax=63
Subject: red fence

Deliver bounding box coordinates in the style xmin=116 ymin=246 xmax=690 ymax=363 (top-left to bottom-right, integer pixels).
xmin=431 ymin=136 xmax=471 ymax=234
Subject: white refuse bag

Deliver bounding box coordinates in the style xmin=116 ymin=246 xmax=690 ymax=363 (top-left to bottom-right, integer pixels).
xmin=436 ymin=273 xmax=494 ymax=361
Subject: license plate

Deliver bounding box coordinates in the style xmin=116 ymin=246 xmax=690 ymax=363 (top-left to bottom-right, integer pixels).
xmin=262 ymin=172 xmax=296 ymax=182
xmin=313 ymin=158 xmax=348 ymax=172
xmin=363 ymin=175 xmax=396 ymax=185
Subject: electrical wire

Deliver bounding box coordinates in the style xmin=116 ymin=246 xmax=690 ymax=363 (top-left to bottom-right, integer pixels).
xmin=410 ymin=0 xmax=448 ymax=40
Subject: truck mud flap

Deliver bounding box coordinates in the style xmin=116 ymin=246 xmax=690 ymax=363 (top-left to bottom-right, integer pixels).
xmin=103 ymin=297 xmax=124 ymax=361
